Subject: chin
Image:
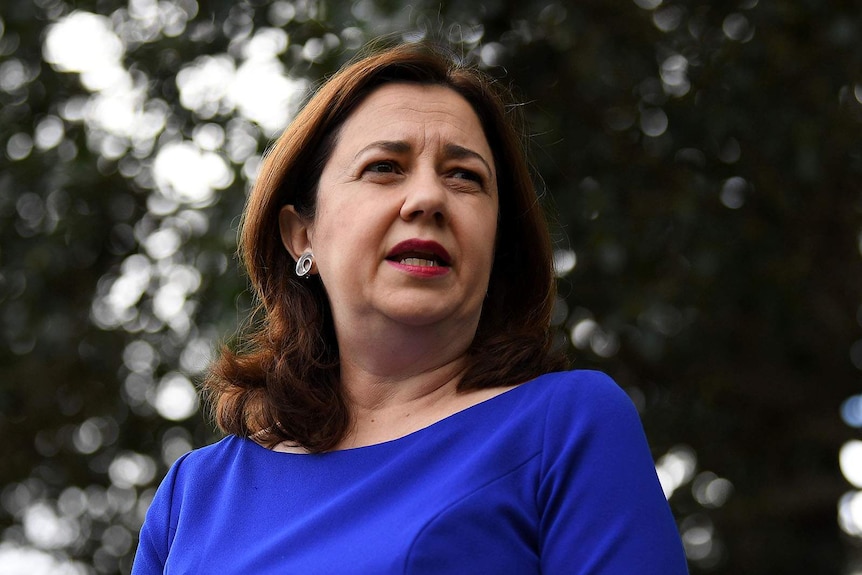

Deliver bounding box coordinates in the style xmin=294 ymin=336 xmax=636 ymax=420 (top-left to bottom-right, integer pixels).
xmin=386 ymin=307 xmax=452 ymax=327
xmin=382 ymin=303 xmax=475 ymax=330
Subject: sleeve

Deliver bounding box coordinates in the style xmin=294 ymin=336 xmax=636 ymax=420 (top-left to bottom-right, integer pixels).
xmin=537 ymin=371 xmax=689 ymax=574
xmin=131 ymin=453 xmax=189 ymax=574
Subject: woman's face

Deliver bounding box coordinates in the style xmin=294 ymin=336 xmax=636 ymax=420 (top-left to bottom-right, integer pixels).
xmin=281 ymin=83 xmax=499 ymax=339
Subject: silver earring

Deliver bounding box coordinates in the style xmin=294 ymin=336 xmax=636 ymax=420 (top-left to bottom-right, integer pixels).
xmin=295 ymin=252 xmax=313 ymax=277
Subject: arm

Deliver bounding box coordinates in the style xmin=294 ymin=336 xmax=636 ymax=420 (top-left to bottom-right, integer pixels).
xmin=132 ymin=454 xmax=187 ymax=574
xmin=538 ymin=371 xmax=689 ymax=574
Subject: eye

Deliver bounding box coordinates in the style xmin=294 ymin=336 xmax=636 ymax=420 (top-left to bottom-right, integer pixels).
xmin=364 ymin=160 xmax=399 ymax=174
xmin=447 ymin=168 xmax=486 ymax=192
xmin=450 ymin=169 xmax=483 ymax=183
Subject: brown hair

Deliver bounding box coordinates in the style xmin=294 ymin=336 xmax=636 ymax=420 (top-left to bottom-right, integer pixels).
xmin=204 ymin=41 xmax=568 ymax=452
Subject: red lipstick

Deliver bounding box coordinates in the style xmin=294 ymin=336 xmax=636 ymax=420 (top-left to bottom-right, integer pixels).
xmin=385 ymin=239 xmax=452 ymax=278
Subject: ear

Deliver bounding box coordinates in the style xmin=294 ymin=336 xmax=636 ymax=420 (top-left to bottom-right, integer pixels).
xmin=278 ymin=205 xmax=314 ymax=264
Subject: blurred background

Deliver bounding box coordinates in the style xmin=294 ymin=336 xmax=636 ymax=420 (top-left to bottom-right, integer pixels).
xmin=1 ymin=0 xmax=860 ymax=573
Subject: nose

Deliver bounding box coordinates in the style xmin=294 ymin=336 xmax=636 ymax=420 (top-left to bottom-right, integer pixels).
xmin=399 ymin=170 xmax=448 ymax=225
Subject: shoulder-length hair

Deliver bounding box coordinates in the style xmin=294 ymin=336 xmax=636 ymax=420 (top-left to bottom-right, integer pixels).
xmin=204 ymin=41 xmax=568 ymax=452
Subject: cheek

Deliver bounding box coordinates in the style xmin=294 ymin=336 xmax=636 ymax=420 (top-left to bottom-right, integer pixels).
xmin=318 ymin=209 xmax=363 ymax=238
xmin=482 ymin=203 xmax=500 ymax=254
xmin=467 ymin=204 xmax=499 ymax=276
xmin=306 ymin=198 xmax=348 ymax=250
xmin=308 ymin=204 xmax=379 ymax=274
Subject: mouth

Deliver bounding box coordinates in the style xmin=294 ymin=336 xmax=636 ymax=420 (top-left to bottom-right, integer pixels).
xmin=386 ymin=240 xmax=452 ymax=268
xmin=389 ymin=254 xmax=447 ymax=267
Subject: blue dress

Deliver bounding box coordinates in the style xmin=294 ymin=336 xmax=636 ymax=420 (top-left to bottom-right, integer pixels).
xmin=132 ymin=370 xmax=688 ymax=574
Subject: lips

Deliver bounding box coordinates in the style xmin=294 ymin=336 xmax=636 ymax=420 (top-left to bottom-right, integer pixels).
xmin=386 ymin=239 xmax=452 ymax=267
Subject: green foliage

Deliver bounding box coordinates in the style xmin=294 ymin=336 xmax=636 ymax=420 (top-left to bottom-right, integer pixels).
xmin=0 ymin=0 xmax=860 ymax=573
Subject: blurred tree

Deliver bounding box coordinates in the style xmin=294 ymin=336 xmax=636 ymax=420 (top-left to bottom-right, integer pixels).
xmin=0 ymin=0 xmax=860 ymax=573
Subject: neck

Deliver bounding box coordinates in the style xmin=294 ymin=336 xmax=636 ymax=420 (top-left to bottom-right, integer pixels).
xmin=338 ymin=320 xmax=473 ymax=403
xmin=332 ymin=318 xmax=476 ymax=449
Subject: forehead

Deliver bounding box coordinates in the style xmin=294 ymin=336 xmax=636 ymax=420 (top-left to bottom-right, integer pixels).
xmin=334 ymin=83 xmax=493 ymax=159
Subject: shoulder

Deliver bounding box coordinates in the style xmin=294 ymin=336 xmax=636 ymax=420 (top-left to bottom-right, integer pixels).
xmin=160 ymin=435 xmax=249 ymax=492
xmin=526 ymin=369 xmax=636 ymax=420
xmin=134 ymin=436 xmax=259 ymax=572
xmin=487 ymin=369 xmax=643 ymax=460
xmin=144 ymin=436 xmax=255 ymax=525
xmin=532 ymin=371 xmax=656 ymax=500
xmin=176 ymin=434 xmax=240 ymax=466
xmin=527 ymin=370 xmax=649 ymax=465
xmin=486 ymin=369 xmax=638 ymax=436
xmin=531 ymin=372 xmax=689 ymax=572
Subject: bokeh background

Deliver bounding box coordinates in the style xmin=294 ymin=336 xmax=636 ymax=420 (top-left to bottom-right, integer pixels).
xmin=1 ymin=0 xmax=860 ymax=573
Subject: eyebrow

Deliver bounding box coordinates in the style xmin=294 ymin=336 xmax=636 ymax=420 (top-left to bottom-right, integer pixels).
xmin=354 ymin=140 xmax=494 ymax=177
xmin=443 ymin=143 xmax=493 ymax=178
xmin=354 ymin=140 xmax=411 ymax=159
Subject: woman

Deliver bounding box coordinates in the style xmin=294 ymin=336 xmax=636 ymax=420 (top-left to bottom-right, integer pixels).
xmin=133 ymin=41 xmax=688 ymax=574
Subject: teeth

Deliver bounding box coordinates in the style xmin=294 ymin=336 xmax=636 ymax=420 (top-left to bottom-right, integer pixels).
xmin=401 ymin=257 xmax=437 ymax=267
